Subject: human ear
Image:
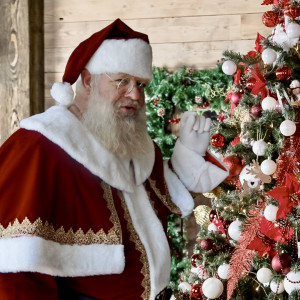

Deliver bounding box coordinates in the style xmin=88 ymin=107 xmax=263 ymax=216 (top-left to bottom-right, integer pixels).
xmin=81 ymin=69 xmax=92 ymax=95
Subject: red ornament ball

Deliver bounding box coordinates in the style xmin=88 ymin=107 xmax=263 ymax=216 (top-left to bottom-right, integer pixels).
xmin=276 ymin=66 xmax=292 ymax=81
xmin=271 ymin=253 xmax=292 ymax=274
xmin=262 ymin=11 xmax=279 ymax=27
xmin=231 ymin=92 xmax=243 ymax=105
xmin=200 ymin=239 xmax=214 ymax=251
xmin=209 ymin=210 xmax=217 ymax=222
xmin=191 ymin=254 xmax=201 ymax=267
xmin=211 ymin=133 xmax=225 ymax=148
xmin=284 ymin=5 xmax=300 ymax=20
xmin=246 ymin=77 xmax=256 ymax=90
xmin=250 ymin=104 xmax=262 ymax=119
xmin=223 ymin=155 xmax=243 ymax=179
xmin=191 ymin=284 xmax=203 ymax=299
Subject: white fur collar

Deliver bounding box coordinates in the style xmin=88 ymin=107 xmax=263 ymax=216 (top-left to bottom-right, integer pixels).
xmin=20 ymin=105 xmax=155 ymax=193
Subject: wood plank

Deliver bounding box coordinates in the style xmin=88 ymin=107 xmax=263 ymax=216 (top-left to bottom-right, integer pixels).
xmin=45 ymin=15 xmax=243 ymax=48
xmin=45 ymin=0 xmax=269 ymax=23
xmin=0 ymin=0 xmax=29 ymax=145
xmin=241 ymin=13 xmax=271 ymax=39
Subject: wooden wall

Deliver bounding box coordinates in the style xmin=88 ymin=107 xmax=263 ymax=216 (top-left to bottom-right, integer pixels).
xmin=44 ymin=0 xmax=270 ymax=107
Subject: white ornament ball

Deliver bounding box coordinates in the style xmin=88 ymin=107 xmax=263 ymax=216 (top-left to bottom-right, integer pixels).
xmin=261 ymin=96 xmax=277 ymax=111
xmin=270 ymin=280 xmax=285 ymax=294
xmin=228 ymin=219 xmax=242 ymax=241
xmin=208 ymin=222 xmax=218 ymax=232
xmin=260 ymin=159 xmax=277 ymax=175
xmin=252 ymin=139 xmax=267 ymax=156
xmin=284 ymin=271 xmax=300 ymax=294
xmin=202 ymin=277 xmax=224 ymax=299
xmin=222 ymin=60 xmax=237 ymax=75
xmin=256 ymin=267 xmax=273 ymax=283
xmin=290 ymin=79 xmax=300 ymax=95
xmin=178 ymin=282 xmax=192 ymax=293
xmin=217 ymin=264 xmax=230 ymax=280
xmin=263 ymin=204 xmax=279 ymax=222
xmin=286 ymin=23 xmax=300 ymax=39
xmin=261 ymin=48 xmax=277 ymax=64
xmin=280 ymin=120 xmax=296 ymax=136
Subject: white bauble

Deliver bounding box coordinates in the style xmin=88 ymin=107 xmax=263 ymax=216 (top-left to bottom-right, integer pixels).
xmin=260 ymin=159 xmax=277 ymax=175
xmin=256 ymin=267 xmax=273 ymax=283
xmin=202 ymin=277 xmax=224 ymax=299
xmin=208 ymin=222 xmax=218 ymax=232
xmin=270 ymin=280 xmax=285 ymax=294
xmin=280 ymin=120 xmax=296 ymax=136
xmin=261 ymin=48 xmax=277 ymax=64
xmin=228 ymin=219 xmax=242 ymax=241
xmin=286 ymin=23 xmax=300 ymax=39
xmin=284 ymin=271 xmax=300 ymax=294
xmin=290 ymin=79 xmax=300 ymax=95
xmin=217 ymin=264 xmax=230 ymax=280
xmin=263 ymin=204 xmax=279 ymax=222
xmin=222 ymin=60 xmax=237 ymax=75
xmin=261 ymin=96 xmax=277 ymax=110
xmin=252 ymin=139 xmax=267 ymax=156
xmin=178 ymin=282 xmax=192 ymax=293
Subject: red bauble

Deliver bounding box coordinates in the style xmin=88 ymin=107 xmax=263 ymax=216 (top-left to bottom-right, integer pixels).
xmin=191 ymin=254 xmax=201 ymax=267
xmin=200 ymin=239 xmax=214 ymax=251
xmin=262 ymin=11 xmax=279 ymax=27
xmin=211 ymin=133 xmax=225 ymax=148
xmin=223 ymin=155 xmax=243 ymax=179
xmin=284 ymin=5 xmax=300 ymax=20
xmin=276 ymin=66 xmax=292 ymax=81
xmin=250 ymin=104 xmax=262 ymax=119
xmin=209 ymin=210 xmax=217 ymax=222
xmin=246 ymin=77 xmax=256 ymax=90
xmin=271 ymin=253 xmax=292 ymax=274
xmin=191 ymin=284 xmax=203 ymax=299
xmin=231 ymin=92 xmax=243 ymax=105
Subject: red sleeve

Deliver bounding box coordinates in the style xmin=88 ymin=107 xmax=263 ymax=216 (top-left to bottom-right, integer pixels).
xmin=0 ymin=273 xmax=58 ymax=300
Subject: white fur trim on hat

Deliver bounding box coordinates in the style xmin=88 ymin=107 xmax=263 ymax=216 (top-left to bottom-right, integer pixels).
xmin=50 ymin=82 xmax=74 ymax=106
xmin=85 ymin=39 xmax=153 ymax=80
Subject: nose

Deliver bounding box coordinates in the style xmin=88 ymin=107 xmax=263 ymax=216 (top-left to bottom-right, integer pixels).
xmin=125 ymin=84 xmax=145 ymax=106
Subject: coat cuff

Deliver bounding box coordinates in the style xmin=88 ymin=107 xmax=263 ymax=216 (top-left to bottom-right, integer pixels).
xmin=0 ymin=236 xmax=125 ymax=277
xmin=171 ymin=139 xmax=229 ymax=193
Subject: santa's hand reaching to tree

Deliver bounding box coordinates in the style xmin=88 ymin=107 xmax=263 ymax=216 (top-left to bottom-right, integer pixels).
xmin=179 ymin=111 xmax=211 ymax=156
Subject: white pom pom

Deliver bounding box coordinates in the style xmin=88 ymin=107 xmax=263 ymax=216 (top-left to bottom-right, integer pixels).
xmin=252 ymin=139 xmax=267 ymax=156
xmin=280 ymin=120 xmax=296 ymax=136
xmin=50 ymin=82 xmax=74 ymax=106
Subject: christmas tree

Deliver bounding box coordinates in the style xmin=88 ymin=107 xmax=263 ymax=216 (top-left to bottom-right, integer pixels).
xmin=174 ymin=1 xmax=300 ymax=299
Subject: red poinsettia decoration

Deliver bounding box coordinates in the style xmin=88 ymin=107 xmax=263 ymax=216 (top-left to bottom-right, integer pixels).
xmin=250 ymin=64 xmax=268 ymax=99
xmin=268 ymin=173 xmax=300 ymax=219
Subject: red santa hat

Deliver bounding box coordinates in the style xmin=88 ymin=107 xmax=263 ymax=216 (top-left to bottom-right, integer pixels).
xmin=50 ymin=18 xmax=152 ymax=105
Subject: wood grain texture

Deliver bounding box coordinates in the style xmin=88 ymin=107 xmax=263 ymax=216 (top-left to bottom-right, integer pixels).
xmin=0 ymin=0 xmax=29 ymax=145
xmin=44 ymin=0 xmax=269 ymax=23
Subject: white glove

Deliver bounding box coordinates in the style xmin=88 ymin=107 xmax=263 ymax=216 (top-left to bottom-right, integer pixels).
xmin=179 ymin=111 xmax=211 ymax=156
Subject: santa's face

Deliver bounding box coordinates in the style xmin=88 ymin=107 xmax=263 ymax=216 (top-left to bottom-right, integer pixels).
xmin=95 ymin=73 xmax=149 ymax=118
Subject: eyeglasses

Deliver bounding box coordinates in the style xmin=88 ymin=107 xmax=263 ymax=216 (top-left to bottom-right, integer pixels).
xmin=105 ymin=73 xmax=149 ymax=95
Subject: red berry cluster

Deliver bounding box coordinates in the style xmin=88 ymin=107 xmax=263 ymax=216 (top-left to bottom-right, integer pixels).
xmin=153 ymin=97 xmax=160 ymax=106
xmin=168 ymin=118 xmax=180 ymax=124
xmin=199 ymin=101 xmax=211 ymax=109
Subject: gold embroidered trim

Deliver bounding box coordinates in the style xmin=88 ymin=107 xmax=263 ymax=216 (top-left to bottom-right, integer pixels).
xmin=0 ymin=217 xmax=120 ymax=245
xmin=148 ymin=178 xmax=181 ymax=215
xmin=118 ymin=191 xmax=151 ymax=300
xmin=0 ymin=181 xmax=122 ymax=246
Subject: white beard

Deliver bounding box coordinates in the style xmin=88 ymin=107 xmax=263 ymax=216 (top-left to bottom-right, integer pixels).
xmin=82 ymin=84 xmax=153 ymax=161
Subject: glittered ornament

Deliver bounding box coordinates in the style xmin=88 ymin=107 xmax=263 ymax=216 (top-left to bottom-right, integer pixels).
xmin=223 ymin=155 xmax=243 ymax=179
xmin=271 ymin=253 xmax=292 ymax=274
xmin=157 ymin=107 xmax=165 ymax=117
xmin=284 ymin=5 xmax=300 ymax=21
xmin=276 ymin=66 xmax=292 ymax=81
xmin=191 ymin=254 xmax=201 ymax=267
xmin=286 ymin=22 xmax=300 ymax=39
xmin=246 ymin=77 xmax=256 ymax=90
xmin=211 ymin=133 xmax=225 ymax=148
xmin=264 ymin=204 xmax=278 ymax=221
xmin=262 ymin=96 xmax=277 ymax=111
xmin=217 ymin=264 xmax=230 ymax=280
xmin=261 ymin=159 xmax=277 ymax=175
xmin=209 ymin=210 xmax=217 ymax=222
xmin=193 ymin=205 xmax=211 ymax=227
xmin=256 ymin=267 xmax=272 ymax=283
xmin=200 ymin=239 xmax=214 ymax=251
xmin=191 ymin=283 xmax=203 ymax=299
xmin=280 ymin=119 xmax=296 ymax=136
xmin=202 ymin=278 xmax=224 ymax=299
xmin=250 ymin=104 xmax=262 ymax=119
xmin=262 ymin=48 xmax=277 ymax=65
xmin=262 ymin=11 xmax=279 ymax=27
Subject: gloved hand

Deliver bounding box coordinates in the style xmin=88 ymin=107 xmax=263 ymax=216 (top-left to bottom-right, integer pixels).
xmin=179 ymin=111 xmax=211 ymax=156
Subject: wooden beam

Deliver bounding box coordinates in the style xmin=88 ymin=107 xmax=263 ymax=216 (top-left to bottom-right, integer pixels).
xmin=29 ymin=0 xmax=44 ymax=115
